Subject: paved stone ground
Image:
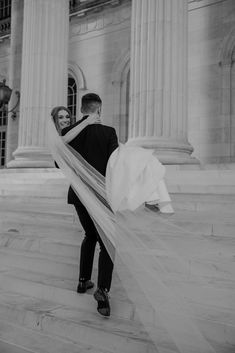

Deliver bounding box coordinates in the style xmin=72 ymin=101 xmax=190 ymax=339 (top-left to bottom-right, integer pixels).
xmin=0 ymin=168 xmax=235 ymax=353
xmin=0 ymin=341 xmax=35 ymax=353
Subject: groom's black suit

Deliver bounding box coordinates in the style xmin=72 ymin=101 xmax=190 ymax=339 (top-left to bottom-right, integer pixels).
xmin=62 ymin=116 xmax=118 ymax=291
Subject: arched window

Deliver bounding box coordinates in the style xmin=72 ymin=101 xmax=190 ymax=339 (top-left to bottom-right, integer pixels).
xmin=0 ymin=0 xmax=11 ymax=20
xmin=67 ymin=76 xmax=77 ymax=124
xmin=0 ymin=109 xmax=7 ymax=167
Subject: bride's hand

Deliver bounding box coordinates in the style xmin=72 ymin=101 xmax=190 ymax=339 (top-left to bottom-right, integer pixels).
xmin=87 ymin=113 xmax=101 ymax=125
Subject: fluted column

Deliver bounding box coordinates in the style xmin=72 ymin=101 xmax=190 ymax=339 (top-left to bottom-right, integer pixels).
xmin=8 ymin=0 xmax=69 ymax=168
xmin=6 ymin=0 xmax=23 ymax=165
xmin=128 ymin=0 xmax=197 ymax=164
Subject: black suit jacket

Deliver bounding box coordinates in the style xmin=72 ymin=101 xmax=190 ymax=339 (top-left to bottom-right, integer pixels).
xmin=61 ymin=116 xmax=119 ymax=205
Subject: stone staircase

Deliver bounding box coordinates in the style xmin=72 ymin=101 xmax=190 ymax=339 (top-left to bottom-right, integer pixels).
xmin=0 ymin=167 xmax=235 ymax=353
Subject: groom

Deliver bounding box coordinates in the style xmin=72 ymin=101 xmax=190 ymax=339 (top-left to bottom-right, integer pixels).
xmin=61 ymin=93 xmax=118 ymax=317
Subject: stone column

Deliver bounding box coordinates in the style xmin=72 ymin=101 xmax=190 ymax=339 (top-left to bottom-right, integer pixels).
xmin=220 ymin=60 xmax=233 ymax=162
xmin=128 ymin=0 xmax=197 ymax=164
xmin=8 ymin=0 xmax=69 ymax=168
xmin=6 ymin=0 xmax=23 ymax=165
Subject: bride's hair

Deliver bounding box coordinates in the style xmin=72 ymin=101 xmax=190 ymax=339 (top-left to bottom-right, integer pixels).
xmin=51 ymin=106 xmax=72 ymax=134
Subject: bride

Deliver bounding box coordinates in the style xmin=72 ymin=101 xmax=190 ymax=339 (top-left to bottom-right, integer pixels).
xmin=51 ymin=105 xmax=174 ymax=215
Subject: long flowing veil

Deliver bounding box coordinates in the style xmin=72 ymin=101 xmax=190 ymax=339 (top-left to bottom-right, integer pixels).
xmin=48 ymin=118 xmax=216 ymax=353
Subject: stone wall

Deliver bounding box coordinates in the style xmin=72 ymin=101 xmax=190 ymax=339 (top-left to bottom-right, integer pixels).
xmin=68 ymin=0 xmax=131 ymax=141
xmin=188 ymin=0 xmax=235 ymax=163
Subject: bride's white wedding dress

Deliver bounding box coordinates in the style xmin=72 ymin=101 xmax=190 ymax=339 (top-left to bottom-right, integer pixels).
xmin=61 ymin=118 xmax=174 ymax=214
xmin=106 ymin=143 xmax=174 ymax=214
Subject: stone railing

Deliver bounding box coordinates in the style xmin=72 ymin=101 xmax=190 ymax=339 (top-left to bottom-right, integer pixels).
xmin=69 ymin=0 xmax=122 ymax=17
xmin=0 ymin=16 xmax=11 ymax=39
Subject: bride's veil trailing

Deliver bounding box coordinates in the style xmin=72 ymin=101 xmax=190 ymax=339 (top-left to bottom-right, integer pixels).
xmin=48 ymin=117 xmax=216 ymax=353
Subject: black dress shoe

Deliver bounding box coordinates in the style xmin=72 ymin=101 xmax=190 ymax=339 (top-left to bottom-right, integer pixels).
xmin=145 ymin=203 xmax=160 ymax=212
xmin=93 ymin=288 xmax=110 ymax=317
xmin=77 ymin=280 xmax=94 ymax=293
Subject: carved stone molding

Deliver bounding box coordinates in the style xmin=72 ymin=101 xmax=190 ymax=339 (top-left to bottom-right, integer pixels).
xmin=70 ymin=0 xmax=128 ymax=17
xmin=70 ymin=1 xmax=131 ymax=37
xmin=0 ymin=17 xmax=11 ymax=40
xmin=218 ymin=27 xmax=235 ymax=66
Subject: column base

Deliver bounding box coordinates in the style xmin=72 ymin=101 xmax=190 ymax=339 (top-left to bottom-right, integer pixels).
xmin=126 ymin=137 xmax=199 ymax=164
xmin=7 ymin=146 xmax=55 ymax=168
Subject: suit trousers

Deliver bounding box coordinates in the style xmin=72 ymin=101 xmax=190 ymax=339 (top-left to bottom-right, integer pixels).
xmin=74 ymin=200 xmax=113 ymax=292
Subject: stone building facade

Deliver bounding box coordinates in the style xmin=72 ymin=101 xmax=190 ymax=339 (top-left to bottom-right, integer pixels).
xmin=0 ymin=0 xmax=235 ymax=167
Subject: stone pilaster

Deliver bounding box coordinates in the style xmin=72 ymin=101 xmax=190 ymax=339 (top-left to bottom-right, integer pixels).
xmin=128 ymin=0 xmax=197 ymax=164
xmin=220 ymin=60 xmax=233 ymax=162
xmin=8 ymin=0 xmax=69 ymax=168
xmin=6 ymin=0 xmax=23 ymax=165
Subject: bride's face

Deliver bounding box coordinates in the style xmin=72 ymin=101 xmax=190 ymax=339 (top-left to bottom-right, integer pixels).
xmin=57 ymin=110 xmax=71 ymax=130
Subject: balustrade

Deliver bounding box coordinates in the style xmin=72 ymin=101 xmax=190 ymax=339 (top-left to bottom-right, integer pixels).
xmin=0 ymin=0 xmax=11 ymax=38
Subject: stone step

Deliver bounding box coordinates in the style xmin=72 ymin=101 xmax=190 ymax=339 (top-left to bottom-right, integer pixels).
xmin=169 ymin=184 xmax=235 ymax=195
xmin=0 ymin=185 xmax=67 ymax=198
xmin=162 ymin=210 xmax=235 ymax=237
xmin=0 ymin=209 xmax=77 ymax=226
xmin=1 ymin=214 xmax=235 ymax=261
xmin=0 ymin=251 xmax=154 ymax=320
xmin=0 ymin=177 xmax=67 ymax=185
xmin=0 ymin=248 xmax=136 ymax=308
xmin=141 ymin=209 xmax=235 ymax=237
xmin=0 ymin=195 xmax=235 ymax=236
xmin=0 ymin=268 xmax=135 ymax=321
xmin=0 ymin=222 xmax=83 ymax=244
xmin=0 ymin=198 xmax=73 ymax=213
xmin=0 ymin=319 xmax=114 ymax=353
xmin=1 ymin=206 xmax=235 ymax=242
xmin=0 ymin=279 xmax=235 ymax=353
xmin=166 ymin=166 xmax=235 ymax=195
xmin=171 ymin=193 xmax=235 ymax=212
xmin=0 ymin=225 xmax=234 ymax=352
xmin=0 ymin=199 xmax=79 ymax=228
xmin=0 ymin=201 xmax=75 ymax=225
xmin=0 ymin=340 xmax=35 ymax=353
xmin=0 ymin=194 xmax=67 ymax=204
xmin=0 ymin=232 xmax=82 ymax=258
xmin=1 ymin=224 xmax=235 ymax=294
xmin=0 ymin=247 xmax=82 ymax=279
xmin=1 ymin=190 xmax=235 ymax=215
xmin=1 ymin=193 xmax=235 ymax=222
xmin=0 ymin=290 xmax=155 ymax=353
xmin=0 ymin=168 xmax=64 ymax=181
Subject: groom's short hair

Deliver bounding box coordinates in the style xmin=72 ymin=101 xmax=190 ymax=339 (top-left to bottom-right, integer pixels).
xmin=81 ymin=93 xmax=102 ymax=114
